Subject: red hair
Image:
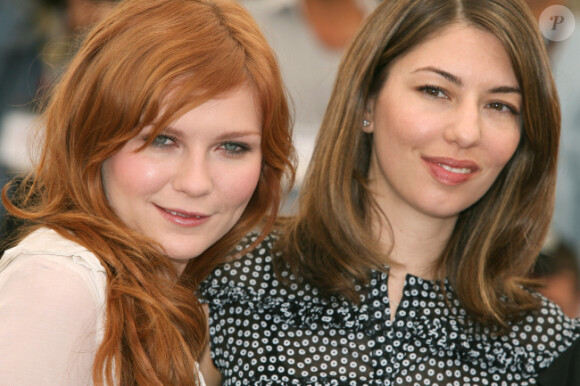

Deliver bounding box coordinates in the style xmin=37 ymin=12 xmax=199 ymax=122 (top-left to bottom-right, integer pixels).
xmin=2 ymin=0 xmax=294 ymax=384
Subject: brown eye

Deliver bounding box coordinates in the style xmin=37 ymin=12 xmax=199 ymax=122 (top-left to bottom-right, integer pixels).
xmin=486 ymin=102 xmax=518 ymax=114
xmin=418 ymin=85 xmax=446 ymax=98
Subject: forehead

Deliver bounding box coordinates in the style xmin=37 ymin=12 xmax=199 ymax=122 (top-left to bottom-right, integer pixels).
xmin=172 ymin=84 xmax=261 ymax=128
xmin=388 ymin=22 xmax=517 ymax=85
xmin=155 ymin=81 xmax=261 ymax=122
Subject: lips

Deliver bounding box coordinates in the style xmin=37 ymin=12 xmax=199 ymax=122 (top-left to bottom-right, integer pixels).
xmin=155 ymin=205 xmax=210 ymax=227
xmin=423 ymin=156 xmax=479 ymax=185
xmin=438 ymin=164 xmax=472 ymax=174
xmin=165 ymin=209 xmax=204 ymax=218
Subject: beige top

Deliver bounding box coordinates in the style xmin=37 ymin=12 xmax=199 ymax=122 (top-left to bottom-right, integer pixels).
xmin=0 ymin=228 xmax=205 ymax=385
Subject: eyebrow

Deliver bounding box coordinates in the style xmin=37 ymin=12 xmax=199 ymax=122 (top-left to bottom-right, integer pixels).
xmin=214 ymin=130 xmax=262 ymax=141
xmin=414 ymin=66 xmax=462 ymax=86
xmin=489 ymin=85 xmax=521 ymax=94
xmin=164 ymin=127 xmax=261 ymax=140
xmin=413 ymin=66 xmax=521 ymax=94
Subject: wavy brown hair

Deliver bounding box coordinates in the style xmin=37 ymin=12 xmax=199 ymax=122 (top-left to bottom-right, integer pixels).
xmin=278 ymin=0 xmax=559 ymax=330
xmin=2 ymin=0 xmax=294 ymax=384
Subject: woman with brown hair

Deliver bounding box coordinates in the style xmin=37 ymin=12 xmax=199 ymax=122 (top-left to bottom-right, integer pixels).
xmin=200 ymin=0 xmax=579 ymax=384
xmin=0 ymin=0 xmax=294 ymax=384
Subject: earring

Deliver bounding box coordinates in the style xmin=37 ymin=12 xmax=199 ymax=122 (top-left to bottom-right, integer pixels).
xmin=363 ymin=119 xmax=370 ymax=127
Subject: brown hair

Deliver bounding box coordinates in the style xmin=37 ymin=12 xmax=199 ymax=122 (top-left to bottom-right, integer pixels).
xmin=279 ymin=0 xmax=559 ymax=329
xmin=2 ymin=0 xmax=294 ymax=384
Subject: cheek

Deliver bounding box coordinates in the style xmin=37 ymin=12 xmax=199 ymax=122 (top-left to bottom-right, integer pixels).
xmin=219 ymin=160 xmax=262 ymax=207
xmin=103 ymin=152 xmax=166 ymax=202
xmin=373 ymin=114 xmax=433 ymax=165
xmin=375 ymin=98 xmax=435 ymax=148
xmin=488 ymin=129 xmax=521 ymax=169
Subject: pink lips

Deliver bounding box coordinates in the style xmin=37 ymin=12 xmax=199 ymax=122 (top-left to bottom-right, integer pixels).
xmin=156 ymin=205 xmax=210 ymax=227
xmin=423 ymin=156 xmax=479 ymax=185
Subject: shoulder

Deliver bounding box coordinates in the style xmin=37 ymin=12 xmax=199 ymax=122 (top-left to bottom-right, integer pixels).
xmin=0 ymin=228 xmax=107 ymax=306
xmin=1 ymin=227 xmax=105 ymax=272
xmin=510 ymin=294 xmax=580 ymax=380
xmin=0 ymin=230 xmax=105 ymax=384
xmin=475 ymin=293 xmax=580 ymax=377
xmin=418 ymin=284 xmax=580 ymax=379
xmin=511 ymin=294 xmax=580 ymax=355
xmin=199 ymin=231 xmax=281 ymax=301
xmin=199 ymin=229 xmax=326 ymax=310
xmin=218 ymin=230 xmax=280 ymax=277
xmin=200 ymin=230 xmax=366 ymax=332
xmin=512 ymin=293 xmax=580 ymax=345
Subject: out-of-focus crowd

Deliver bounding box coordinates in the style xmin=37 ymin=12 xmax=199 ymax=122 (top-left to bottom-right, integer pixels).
xmin=0 ymin=0 xmax=119 ymax=188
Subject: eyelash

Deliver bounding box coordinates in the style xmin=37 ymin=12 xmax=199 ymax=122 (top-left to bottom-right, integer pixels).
xmin=418 ymin=85 xmax=519 ymax=115
xmin=486 ymin=102 xmax=519 ymax=115
xmin=148 ymin=133 xmax=252 ymax=155
xmin=220 ymin=141 xmax=251 ymax=155
xmin=150 ymin=134 xmax=177 ymax=147
xmin=418 ymin=85 xmax=447 ymax=98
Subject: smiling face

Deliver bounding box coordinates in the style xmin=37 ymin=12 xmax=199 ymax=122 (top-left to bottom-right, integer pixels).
xmin=364 ymin=23 xmax=522 ymax=222
xmin=101 ymin=84 xmax=262 ymax=273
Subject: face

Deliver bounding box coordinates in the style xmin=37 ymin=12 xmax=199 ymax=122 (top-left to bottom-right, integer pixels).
xmin=364 ymin=23 xmax=522 ymax=222
xmin=102 ymin=84 xmax=262 ymax=273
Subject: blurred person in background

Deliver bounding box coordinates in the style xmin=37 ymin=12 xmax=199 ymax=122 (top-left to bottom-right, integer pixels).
xmin=66 ymin=0 xmax=118 ymax=31
xmin=526 ymin=0 xmax=580 ymax=262
xmin=0 ymin=0 xmax=48 ymax=214
xmin=532 ymin=236 xmax=580 ymax=318
xmin=0 ymin=0 xmax=119 ymax=232
xmin=521 ymin=1 xmax=580 ymax=329
xmin=239 ymin=0 xmax=379 ymax=210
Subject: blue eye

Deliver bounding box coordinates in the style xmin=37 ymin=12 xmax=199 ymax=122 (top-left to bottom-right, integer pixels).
xmin=222 ymin=141 xmax=250 ymax=155
xmin=151 ymin=134 xmax=176 ymax=147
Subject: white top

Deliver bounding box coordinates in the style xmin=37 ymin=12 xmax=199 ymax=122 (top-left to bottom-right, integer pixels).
xmin=0 ymin=228 xmax=205 ymax=385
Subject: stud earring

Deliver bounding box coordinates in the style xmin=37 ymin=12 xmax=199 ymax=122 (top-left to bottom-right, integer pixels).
xmin=363 ymin=119 xmax=370 ymax=127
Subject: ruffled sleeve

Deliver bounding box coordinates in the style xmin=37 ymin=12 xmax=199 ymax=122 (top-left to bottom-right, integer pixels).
xmin=398 ymin=276 xmax=580 ymax=380
xmin=199 ymin=233 xmax=371 ymax=333
xmin=201 ymin=234 xmax=580 ymax=384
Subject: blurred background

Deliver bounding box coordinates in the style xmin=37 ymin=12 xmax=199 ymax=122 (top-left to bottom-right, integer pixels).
xmin=0 ymin=0 xmax=579 ymax=316
xmin=0 ymin=0 xmax=119 ymax=217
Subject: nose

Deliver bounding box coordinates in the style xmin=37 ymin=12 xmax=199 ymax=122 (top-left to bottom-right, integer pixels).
xmin=443 ymin=102 xmax=482 ymax=148
xmin=172 ymin=153 xmax=213 ymax=197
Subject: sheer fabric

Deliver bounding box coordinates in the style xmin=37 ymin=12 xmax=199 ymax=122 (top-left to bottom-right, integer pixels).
xmin=0 ymin=228 xmax=106 ymax=385
xmin=201 ymin=232 xmax=580 ymax=385
xmin=0 ymin=228 xmax=206 ymax=385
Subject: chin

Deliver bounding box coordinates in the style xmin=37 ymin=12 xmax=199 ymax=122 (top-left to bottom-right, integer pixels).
xmin=419 ymin=197 xmax=479 ymax=219
xmin=166 ymin=247 xmax=205 ymax=261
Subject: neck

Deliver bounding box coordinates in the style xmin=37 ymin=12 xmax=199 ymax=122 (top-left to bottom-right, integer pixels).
xmin=371 ymin=204 xmax=456 ymax=320
xmin=373 ymin=205 xmax=456 ymax=280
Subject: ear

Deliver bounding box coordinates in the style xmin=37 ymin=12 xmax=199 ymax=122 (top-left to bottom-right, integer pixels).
xmin=362 ymin=118 xmax=373 ymax=132
xmin=362 ymin=100 xmax=375 ymax=133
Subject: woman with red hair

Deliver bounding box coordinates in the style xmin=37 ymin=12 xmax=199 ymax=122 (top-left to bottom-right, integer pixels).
xmin=0 ymin=0 xmax=294 ymax=384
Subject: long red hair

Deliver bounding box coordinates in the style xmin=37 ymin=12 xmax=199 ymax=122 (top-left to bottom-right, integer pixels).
xmin=2 ymin=0 xmax=294 ymax=384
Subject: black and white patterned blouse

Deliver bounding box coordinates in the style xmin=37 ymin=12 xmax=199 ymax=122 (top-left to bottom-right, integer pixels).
xmin=200 ymin=232 xmax=580 ymax=385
